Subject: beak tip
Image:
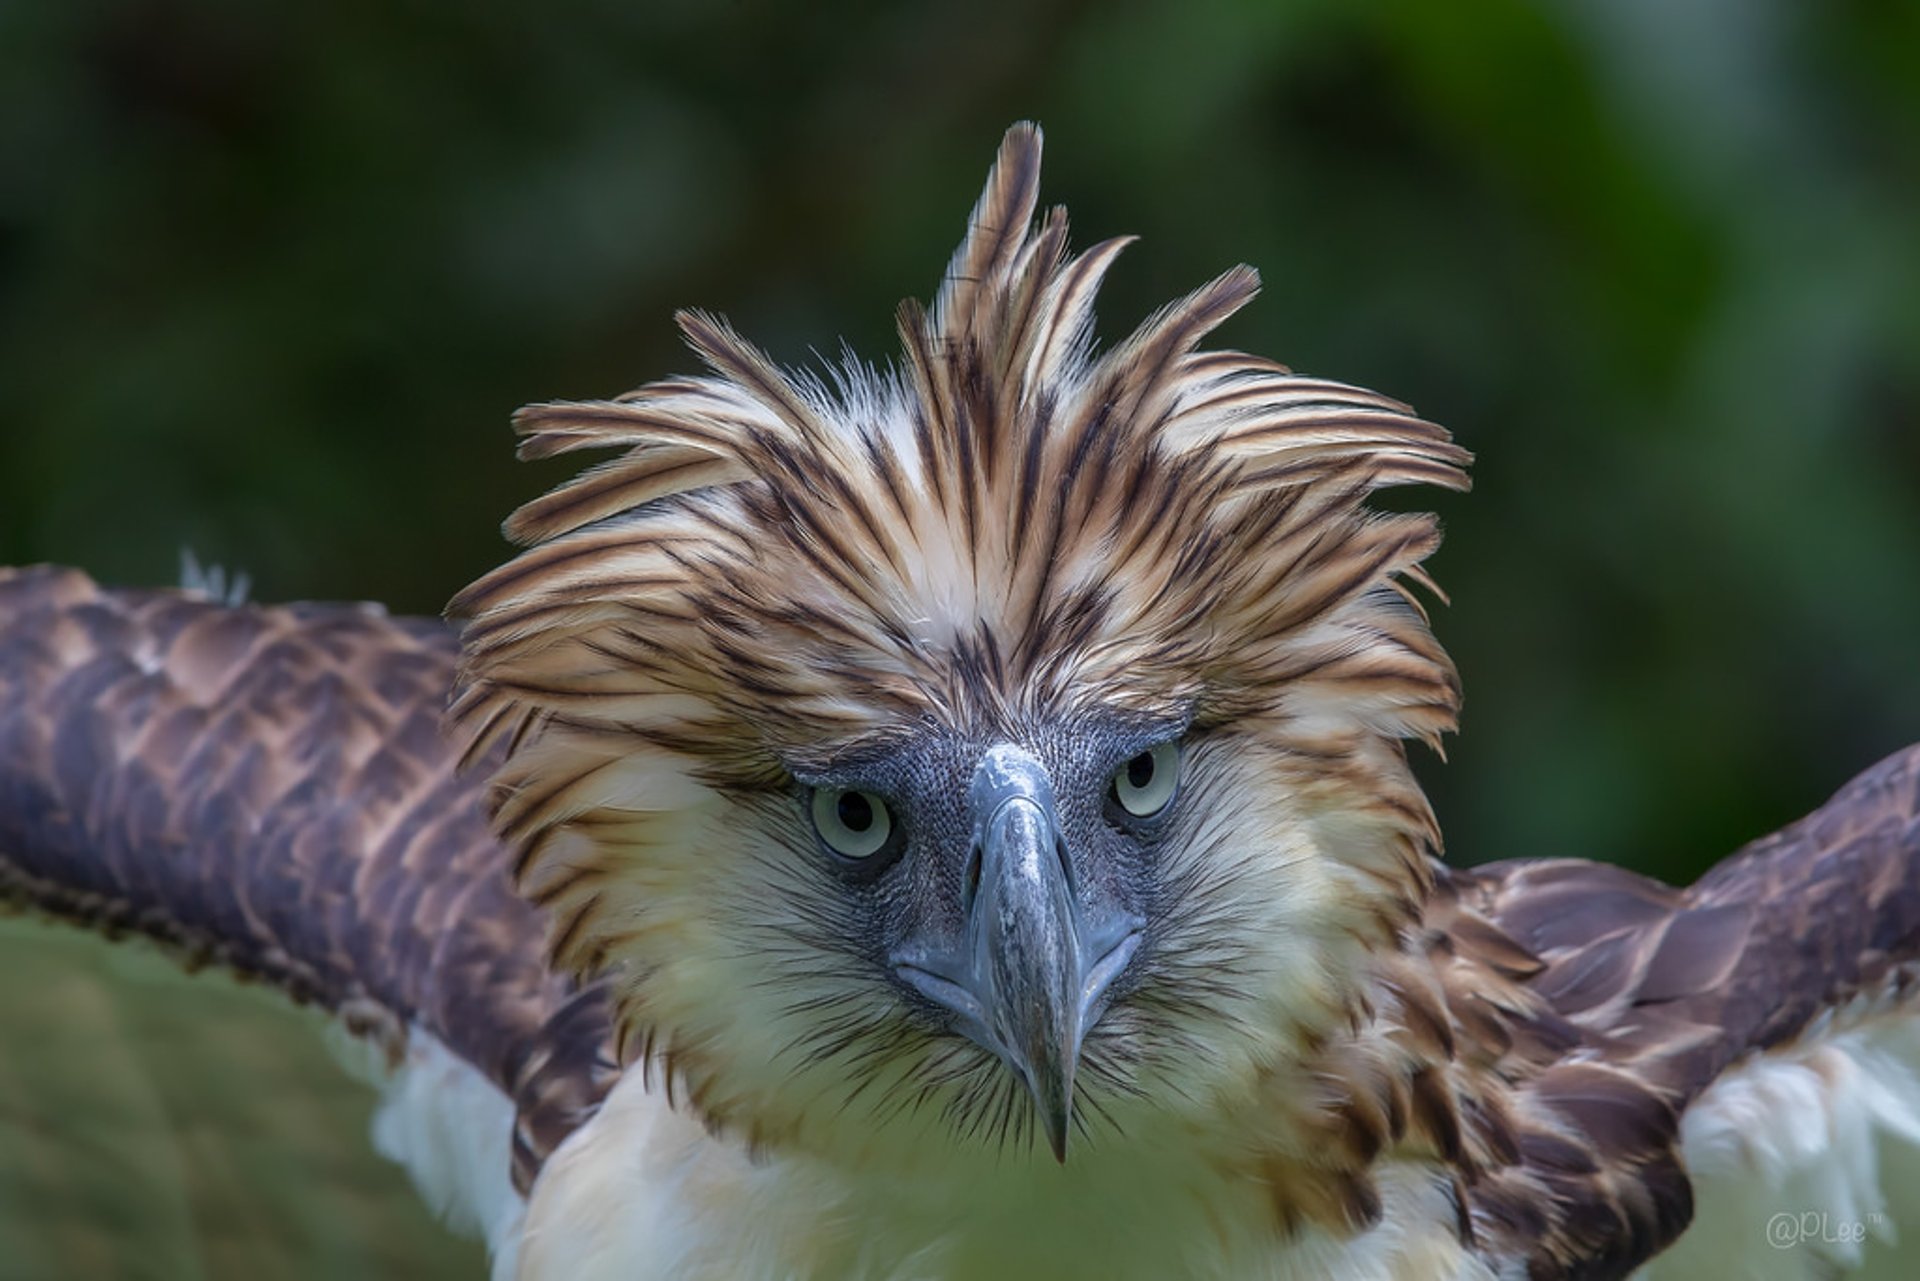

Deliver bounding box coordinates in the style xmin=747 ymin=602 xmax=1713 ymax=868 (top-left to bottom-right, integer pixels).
xmin=1040 ymin=1084 xmax=1073 ymax=1163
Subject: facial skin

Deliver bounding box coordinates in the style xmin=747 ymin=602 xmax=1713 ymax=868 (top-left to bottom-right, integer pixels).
xmin=789 ymin=716 xmax=1183 ymax=1159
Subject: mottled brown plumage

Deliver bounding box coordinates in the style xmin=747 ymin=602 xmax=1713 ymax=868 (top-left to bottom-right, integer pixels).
xmin=1451 ymin=746 xmax=1920 ymax=1277
xmin=0 ymin=565 xmax=615 ymax=1192
xmin=2 ymin=123 xmax=1918 ymax=1281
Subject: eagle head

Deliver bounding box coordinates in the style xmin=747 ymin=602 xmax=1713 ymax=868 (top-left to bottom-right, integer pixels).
xmin=450 ymin=123 xmax=1470 ymax=1173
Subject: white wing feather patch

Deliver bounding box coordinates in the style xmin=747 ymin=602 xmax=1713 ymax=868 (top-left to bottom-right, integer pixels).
xmin=336 ymin=1026 xmax=528 ymax=1275
xmin=1634 ymin=1005 xmax=1920 ymax=1279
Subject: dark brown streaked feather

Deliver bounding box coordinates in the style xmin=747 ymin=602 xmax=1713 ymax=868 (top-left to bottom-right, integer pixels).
xmin=0 ymin=565 xmax=616 ymax=1193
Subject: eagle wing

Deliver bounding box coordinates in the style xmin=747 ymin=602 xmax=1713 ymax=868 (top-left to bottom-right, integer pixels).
xmin=0 ymin=565 xmax=617 ymax=1200
xmin=1453 ymin=743 xmax=1920 ymax=1278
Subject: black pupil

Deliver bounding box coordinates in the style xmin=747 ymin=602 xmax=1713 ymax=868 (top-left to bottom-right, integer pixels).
xmin=1125 ymin=752 xmax=1156 ymax=789
xmin=837 ymin=791 xmax=875 ymax=832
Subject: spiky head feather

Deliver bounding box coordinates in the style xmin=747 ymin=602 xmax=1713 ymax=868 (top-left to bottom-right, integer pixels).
xmin=449 ymin=123 xmax=1471 ymax=1147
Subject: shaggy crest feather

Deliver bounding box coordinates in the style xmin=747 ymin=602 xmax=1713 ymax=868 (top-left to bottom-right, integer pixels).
xmin=448 ymin=121 xmax=1471 ymax=1026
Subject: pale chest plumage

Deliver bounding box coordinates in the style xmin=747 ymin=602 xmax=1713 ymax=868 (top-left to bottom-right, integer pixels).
xmin=506 ymin=1069 xmax=1505 ymax=1281
xmin=373 ymin=1009 xmax=1920 ymax=1281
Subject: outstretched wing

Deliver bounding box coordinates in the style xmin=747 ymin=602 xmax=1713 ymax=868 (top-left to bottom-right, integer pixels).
xmin=1455 ymin=744 xmax=1920 ymax=1278
xmin=0 ymin=565 xmax=618 ymax=1204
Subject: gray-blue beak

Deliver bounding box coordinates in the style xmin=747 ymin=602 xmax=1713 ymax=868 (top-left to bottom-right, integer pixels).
xmin=895 ymin=744 xmax=1141 ymax=1161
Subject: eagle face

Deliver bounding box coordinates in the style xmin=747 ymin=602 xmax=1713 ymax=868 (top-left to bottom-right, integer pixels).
xmin=450 ymin=122 xmax=1469 ymax=1176
xmin=471 ymin=689 xmax=1449 ymax=1176
xmin=790 ymin=721 xmax=1167 ymax=1160
xmin=773 ymin=693 xmax=1430 ymax=1150
xmin=786 ymin=710 xmax=1432 ymax=1164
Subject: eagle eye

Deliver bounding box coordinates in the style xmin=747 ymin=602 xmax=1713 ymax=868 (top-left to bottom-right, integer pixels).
xmin=810 ymin=787 xmax=894 ymax=859
xmin=1110 ymin=741 xmax=1181 ymax=818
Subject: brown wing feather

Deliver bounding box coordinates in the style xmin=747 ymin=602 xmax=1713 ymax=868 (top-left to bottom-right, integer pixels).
xmin=1440 ymin=743 xmax=1920 ymax=1278
xmin=0 ymin=564 xmax=616 ymax=1192
xmin=1468 ymin=742 xmax=1920 ymax=1099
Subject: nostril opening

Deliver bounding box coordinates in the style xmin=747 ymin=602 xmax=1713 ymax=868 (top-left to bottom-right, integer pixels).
xmin=963 ymin=843 xmax=983 ymax=912
xmin=1054 ymin=835 xmax=1075 ymax=892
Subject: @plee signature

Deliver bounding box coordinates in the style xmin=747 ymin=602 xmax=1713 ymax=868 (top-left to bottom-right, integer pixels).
xmin=1765 ymin=1211 xmax=1885 ymax=1249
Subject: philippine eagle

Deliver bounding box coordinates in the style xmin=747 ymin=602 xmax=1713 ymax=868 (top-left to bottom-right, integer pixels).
xmin=2 ymin=124 xmax=1917 ymax=1281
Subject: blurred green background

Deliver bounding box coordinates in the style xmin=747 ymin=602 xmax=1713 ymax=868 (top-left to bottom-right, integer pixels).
xmin=1 ymin=1 xmax=1916 ymax=1277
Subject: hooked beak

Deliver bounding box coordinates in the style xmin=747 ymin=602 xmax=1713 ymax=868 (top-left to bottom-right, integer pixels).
xmin=894 ymin=745 xmax=1141 ymax=1161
